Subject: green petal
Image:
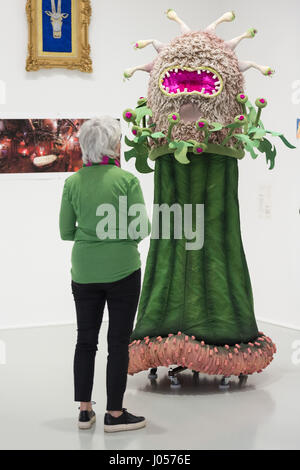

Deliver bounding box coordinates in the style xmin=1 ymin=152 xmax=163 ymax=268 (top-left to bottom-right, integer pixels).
xmin=258 ymin=138 xmax=277 ymax=169
xmin=124 ymin=148 xmax=137 ymax=162
xmin=173 ymin=142 xmax=190 ymax=164
xmin=135 ymin=106 xmax=153 ymax=125
xmin=135 ymin=154 xmax=154 ymax=173
xmin=210 ymin=122 xmax=223 ymax=132
xmin=266 ymin=131 xmax=296 ymax=149
xmin=150 ymin=132 xmax=166 ymax=139
xmin=253 ymin=129 xmax=266 ymax=139
xmin=125 ymin=135 xmax=137 ymax=148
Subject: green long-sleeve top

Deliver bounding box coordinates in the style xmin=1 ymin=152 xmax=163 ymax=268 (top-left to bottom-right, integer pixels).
xmin=59 ymin=161 xmax=151 ymax=283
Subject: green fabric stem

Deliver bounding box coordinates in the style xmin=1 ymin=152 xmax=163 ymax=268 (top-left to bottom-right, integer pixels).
xmin=254 ymin=109 xmax=262 ymax=128
xmin=131 ymin=153 xmax=258 ymax=345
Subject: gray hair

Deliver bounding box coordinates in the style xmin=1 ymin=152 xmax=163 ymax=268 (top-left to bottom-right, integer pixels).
xmin=79 ymin=116 xmax=121 ymax=164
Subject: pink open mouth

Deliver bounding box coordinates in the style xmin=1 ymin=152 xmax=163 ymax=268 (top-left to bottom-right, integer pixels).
xmin=160 ymin=67 xmax=223 ymax=98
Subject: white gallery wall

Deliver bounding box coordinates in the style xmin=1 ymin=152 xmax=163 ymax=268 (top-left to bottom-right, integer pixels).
xmin=0 ymin=0 xmax=299 ymax=330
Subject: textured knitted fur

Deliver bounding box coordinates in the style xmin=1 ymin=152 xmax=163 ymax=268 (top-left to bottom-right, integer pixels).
xmin=147 ymin=31 xmax=244 ymax=144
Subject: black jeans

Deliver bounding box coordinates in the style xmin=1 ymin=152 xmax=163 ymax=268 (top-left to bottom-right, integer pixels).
xmin=72 ymin=269 xmax=141 ymax=410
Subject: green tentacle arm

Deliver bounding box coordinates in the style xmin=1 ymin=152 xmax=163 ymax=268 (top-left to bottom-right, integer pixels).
xmin=195 ymin=119 xmax=210 ymax=144
xmin=236 ymin=93 xmax=249 ymax=133
xmin=123 ymin=109 xmax=137 ymax=125
xmin=222 ymin=115 xmax=247 ymax=146
xmin=167 ymin=113 xmax=181 ymax=141
xmin=254 ymin=98 xmax=268 ymax=127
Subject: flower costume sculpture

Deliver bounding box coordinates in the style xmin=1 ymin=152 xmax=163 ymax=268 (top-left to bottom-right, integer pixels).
xmin=123 ymin=10 xmax=295 ymax=383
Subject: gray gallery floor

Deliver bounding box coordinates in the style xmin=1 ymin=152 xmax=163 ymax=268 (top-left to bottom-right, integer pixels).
xmin=0 ymin=321 xmax=299 ymax=450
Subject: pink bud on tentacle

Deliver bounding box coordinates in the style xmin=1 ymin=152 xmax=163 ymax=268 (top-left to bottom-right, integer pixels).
xmin=185 ymin=336 xmax=189 ymax=342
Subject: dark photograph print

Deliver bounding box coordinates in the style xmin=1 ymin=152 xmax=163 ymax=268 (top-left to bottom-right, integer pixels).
xmin=0 ymin=119 xmax=87 ymax=173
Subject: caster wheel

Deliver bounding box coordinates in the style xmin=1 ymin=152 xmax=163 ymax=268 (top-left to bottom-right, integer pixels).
xmin=192 ymin=371 xmax=199 ymax=382
xmin=148 ymin=368 xmax=158 ymax=380
xmin=219 ymin=376 xmax=231 ymax=389
xmin=170 ymin=376 xmax=181 ymax=389
xmin=239 ymin=374 xmax=248 ymax=387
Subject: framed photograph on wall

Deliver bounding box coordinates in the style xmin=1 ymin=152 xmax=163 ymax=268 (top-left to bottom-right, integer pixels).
xmin=0 ymin=118 xmax=121 ymax=174
xmin=26 ymin=0 xmax=92 ymax=73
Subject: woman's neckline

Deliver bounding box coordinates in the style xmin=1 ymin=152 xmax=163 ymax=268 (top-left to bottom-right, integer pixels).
xmin=83 ymin=156 xmax=120 ymax=168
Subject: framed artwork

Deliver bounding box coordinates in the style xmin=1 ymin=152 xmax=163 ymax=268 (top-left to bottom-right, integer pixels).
xmin=297 ymin=119 xmax=300 ymax=139
xmin=0 ymin=119 xmax=87 ymax=173
xmin=26 ymin=0 xmax=93 ymax=73
xmin=0 ymin=119 xmax=121 ymax=174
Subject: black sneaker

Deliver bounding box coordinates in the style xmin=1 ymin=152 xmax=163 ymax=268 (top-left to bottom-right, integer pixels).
xmin=104 ymin=408 xmax=146 ymax=433
xmin=78 ymin=409 xmax=96 ymax=430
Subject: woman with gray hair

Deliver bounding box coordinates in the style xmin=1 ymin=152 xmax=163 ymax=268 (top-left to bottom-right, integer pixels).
xmin=59 ymin=116 xmax=150 ymax=433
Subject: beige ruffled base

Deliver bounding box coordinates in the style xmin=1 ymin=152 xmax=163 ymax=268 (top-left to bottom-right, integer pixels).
xmin=128 ymin=331 xmax=276 ymax=376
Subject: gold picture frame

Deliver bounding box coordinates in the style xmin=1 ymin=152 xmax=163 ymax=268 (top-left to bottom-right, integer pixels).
xmin=26 ymin=0 xmax=93 ymax=73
